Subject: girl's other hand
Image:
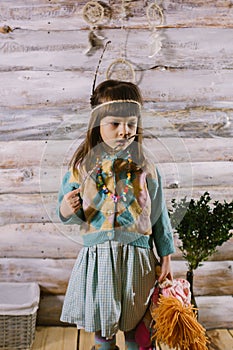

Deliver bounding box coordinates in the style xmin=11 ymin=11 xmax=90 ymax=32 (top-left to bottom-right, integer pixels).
xmin=158 ymin=255 xmax=173 ymax=283
xmin=60 ymin=188 xmax=82 ymax=219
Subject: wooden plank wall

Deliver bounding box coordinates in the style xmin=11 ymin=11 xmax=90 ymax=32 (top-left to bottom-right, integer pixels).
xmin=0 ymin=0 xmax=232 ymax=329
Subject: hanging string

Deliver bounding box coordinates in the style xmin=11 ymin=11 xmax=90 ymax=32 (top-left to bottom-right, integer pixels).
xmin=105 ymin=0 xmax=135 ymax=82
xmin=146 ymin=1 xmax=165 ymax=58
xmin=119 ymin=0 xmax=127 ymax=58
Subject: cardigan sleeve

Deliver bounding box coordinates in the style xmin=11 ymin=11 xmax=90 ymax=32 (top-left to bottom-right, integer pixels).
xmin=147 ymin=167 xmax=175 ymax=257
xmin=57 ymin=170 xmax=85 ymax=225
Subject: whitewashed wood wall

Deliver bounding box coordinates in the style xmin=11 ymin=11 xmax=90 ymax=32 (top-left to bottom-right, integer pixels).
xmin=0 ymin=0 xmax=232 ymax=329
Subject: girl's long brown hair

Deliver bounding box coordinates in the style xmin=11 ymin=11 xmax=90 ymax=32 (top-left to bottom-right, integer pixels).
xmin=69 ymin=80 xmax=144 ymax=172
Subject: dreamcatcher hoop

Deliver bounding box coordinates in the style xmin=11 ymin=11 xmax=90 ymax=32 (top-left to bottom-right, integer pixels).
xmin=39 ymin=108 xmax=193 ymax=245
xmin=82 ymin=1 xmax=105 ymax=25
xmin=146 ymin=2 xmax=164 ymax=29
xmin=106 ymin=58 xmax=136 ymax=83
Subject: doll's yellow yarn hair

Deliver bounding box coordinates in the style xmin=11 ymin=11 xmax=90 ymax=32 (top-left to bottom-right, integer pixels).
xmin=151 ymin=295 xmax=209 ymax=350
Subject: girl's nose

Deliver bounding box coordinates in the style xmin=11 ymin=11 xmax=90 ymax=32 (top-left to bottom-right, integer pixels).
xmin=118 ymin=123 xmax=129 ymax=137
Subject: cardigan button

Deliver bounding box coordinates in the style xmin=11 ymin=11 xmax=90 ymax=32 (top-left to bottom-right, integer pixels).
xmin=106 ymin=209 xmax=114 ymax=216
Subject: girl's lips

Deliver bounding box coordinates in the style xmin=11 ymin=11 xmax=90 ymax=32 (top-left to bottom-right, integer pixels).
xmin=117 ymin=140 xmax=127 ymax=144
xmin=117 ymin=135 xmax=136 ymax=143
xmin=112 ymin=136 xmax=137 ymax=149
xmin=115 ymin=140 xmax=130 ymax=147
xmin=113 ymin=140 xmax=129 ymax=150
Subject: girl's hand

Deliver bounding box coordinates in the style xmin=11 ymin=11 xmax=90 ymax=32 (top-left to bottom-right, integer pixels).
xmin=158 ymin=255 xmax=173 ymax=283
xmin=60 ymin=188 xmax=82 ymax=219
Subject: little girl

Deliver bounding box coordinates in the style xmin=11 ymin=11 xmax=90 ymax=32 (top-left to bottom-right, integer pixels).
xmin=58 ymin=80 xmax=175 ymax=350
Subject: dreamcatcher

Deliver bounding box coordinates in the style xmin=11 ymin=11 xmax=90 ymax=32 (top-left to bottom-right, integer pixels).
xmin=106 ymin=57 xmax=135 ymax=82
xmin=146 ymin=1 xmax=164 ymax=58
xmin=82 ymin=0 xmax=112 ymax=56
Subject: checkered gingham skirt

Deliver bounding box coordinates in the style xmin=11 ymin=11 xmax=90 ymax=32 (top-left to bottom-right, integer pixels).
xmin=61 ymin=241 xmax=159 ymax=338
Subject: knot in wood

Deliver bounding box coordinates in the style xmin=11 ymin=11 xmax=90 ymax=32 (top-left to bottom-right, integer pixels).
xmin=22 ymin=168 xmax=34 ymax=179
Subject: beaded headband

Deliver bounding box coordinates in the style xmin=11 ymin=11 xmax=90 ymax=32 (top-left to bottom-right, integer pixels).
xmin=91 ymin=100 xmax=142 ymax=120
xmin=91 ymin=99 xmax=141 ymax=112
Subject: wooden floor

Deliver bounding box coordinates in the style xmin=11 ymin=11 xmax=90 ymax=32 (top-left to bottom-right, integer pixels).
xmin=32 ymin=327 xmax=233 ymax=350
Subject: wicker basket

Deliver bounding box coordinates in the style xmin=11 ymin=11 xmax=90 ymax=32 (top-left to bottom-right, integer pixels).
xmin=0 ymin=283 xmax=40 ymax=350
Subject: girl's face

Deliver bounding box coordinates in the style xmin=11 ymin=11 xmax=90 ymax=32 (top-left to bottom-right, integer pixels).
xmin=100 ymin=115 xmax=138 ymax=150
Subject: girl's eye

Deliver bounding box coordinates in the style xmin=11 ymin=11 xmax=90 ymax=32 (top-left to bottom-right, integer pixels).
xmin=111 ymin=122 xmax=119 ymax=127
xmin=128 ymin=123 xmax=136 ymax=128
